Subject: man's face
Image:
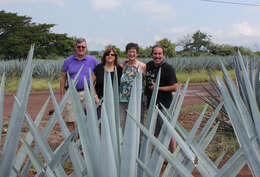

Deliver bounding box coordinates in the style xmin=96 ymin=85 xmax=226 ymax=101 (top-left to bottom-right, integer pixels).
xmin=152 ymin=47 xmax=164 ymax=65
xmin=75 ymin=41 xmax=87 ymax=59
xmin=127 ymin=48 xmax=138 ymax=61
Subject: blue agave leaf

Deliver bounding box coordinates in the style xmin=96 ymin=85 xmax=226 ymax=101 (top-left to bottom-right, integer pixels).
xmin=103 ymin=71 xmax=120 ymax=172
xmin=0 ymin=45 xmax=33 ymax=177
xmin=99 ymin=105 xmax=118 ymax=177
xmin=0 ymin=73 xmax=5 ymax=143
xmin=11 ymin=97 xmax=50 ymax=176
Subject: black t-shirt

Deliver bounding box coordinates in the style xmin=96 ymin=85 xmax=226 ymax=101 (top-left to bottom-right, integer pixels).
xmin=145 ymin=61 xmax=178 ymax=108
xmin=93 ymin=63 xmax=123 ymax=98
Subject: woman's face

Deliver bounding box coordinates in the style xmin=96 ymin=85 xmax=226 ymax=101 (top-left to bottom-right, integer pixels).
xmin=127 ymin=48 xmax=138 ymax=61
xmin=105 ymin=50 xmax=116 ymax=64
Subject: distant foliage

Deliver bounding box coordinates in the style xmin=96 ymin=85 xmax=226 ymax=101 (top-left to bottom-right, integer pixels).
xmin=0 ymin=11 xmax=75 ymax=59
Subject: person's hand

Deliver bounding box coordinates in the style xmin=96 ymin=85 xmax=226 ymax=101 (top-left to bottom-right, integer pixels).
xmin=95 ymin=95 xmax=100 ymax=104
xmin=122 ymin=58 xmax=129 ymax=66
xmin=149 ymin=82 xmax=155 ymax=90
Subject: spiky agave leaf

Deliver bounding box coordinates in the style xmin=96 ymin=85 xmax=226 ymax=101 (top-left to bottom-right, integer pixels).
xmin=216 ymin=148 xmax=246 ymax=177
xmin=99 ymin=104 xmax=118 ymax=177
xmin=128 ymin=111 xmax=193 ymax=177
xmin=255 ymin=63 xmax=260 ymax=110
xmin=217 ymin=54 xmax=260 ymax=176
xmin=0 ymin=45 xmax=34 ymax=177
xmin=20 ymin=86 xmax=71 ymax=177
xmin=69 ymin=77 xmax=95 ymax=177
xmin=217 ymin=75 xmax=260 ymax=176
xmin=10 ymin=96 xmax=50 ymax=176
xmin=0 ymin=73 xmax=5 ymax=143
xmin=112 ymin=67 xmax=121 ymax=165
xmin=48 ymin=83 xmax=86 ymax=177
xmin=138 ymin=69 xmax=160 ymax=177
xmin=146 ymin=79 xmax=189 ymax=177
xmin=18 ymin=68 xmax=87 ymax=176
xmin=120 ymin=71 xmax=142 ymax=177
xmin=103 ymin=71 xmax=120 ymax=172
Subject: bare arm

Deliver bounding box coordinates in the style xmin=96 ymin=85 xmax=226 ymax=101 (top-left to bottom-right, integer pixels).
xmin=142 ymin=63 xmax=146 ymax=76
xmin=60 ymin=72 xmax=67 ymax=100
xmin=149 ymin=82 xmax=178 ymax=92
xmin=158 ymin=83 xmax=178 ymax=92
xmin=92 ymin=73 xmax=100 ymax=103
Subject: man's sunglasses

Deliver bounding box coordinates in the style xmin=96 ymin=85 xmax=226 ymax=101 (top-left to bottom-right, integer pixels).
xmin=105 ymin=53 xmax=115 ymax=57
xmin=77 ymin=46 xmax=86 ymax=49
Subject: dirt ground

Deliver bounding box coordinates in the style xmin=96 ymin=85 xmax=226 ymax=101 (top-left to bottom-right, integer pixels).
xmin=2 ymin=83 xmax=252 ymax=177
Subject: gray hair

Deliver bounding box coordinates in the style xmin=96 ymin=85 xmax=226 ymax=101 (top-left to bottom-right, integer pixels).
xmin=76 ymin=37 xmax=86 ymax=44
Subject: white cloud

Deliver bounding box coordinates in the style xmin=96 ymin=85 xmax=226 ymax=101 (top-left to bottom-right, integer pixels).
xmin=90 ymin=0 xmax=121 ymax=10
xmin=232 ymin=22 xmax=260 ymax=37
xmin=0 ymin=0 xmax=66 ymax=6
xmin=153 ymin=35 xmax=162 ymax=42
xmin=86 ymin=37 xmax=126 ymax=50
xmin=163 ymin=26 xmax=190 ymax=35
xmin=134 ymin=0 xmax=175 ymax=20
xmin=159 ymin=23 xmax=260 ymax=51
xmin=195 ymin=24 xmax=260 ymax=50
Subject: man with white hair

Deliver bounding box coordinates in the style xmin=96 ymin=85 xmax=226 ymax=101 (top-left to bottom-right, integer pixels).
xmin=60 ymin=37 xmax=98 ymax=131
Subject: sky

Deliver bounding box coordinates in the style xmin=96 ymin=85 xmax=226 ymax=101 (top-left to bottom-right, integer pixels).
xmin=1 ymin=0 xmax=260 ymax=51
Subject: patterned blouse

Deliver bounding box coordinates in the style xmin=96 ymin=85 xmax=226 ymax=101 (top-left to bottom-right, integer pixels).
xmin=120 ymin=62 xmax=141 ymax=102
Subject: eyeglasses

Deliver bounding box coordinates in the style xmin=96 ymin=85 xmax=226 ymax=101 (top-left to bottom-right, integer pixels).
xmin=105 ymin=53 xmax=115 ymax=57
xmin=77 ymin=46 xmax=86 ymax=49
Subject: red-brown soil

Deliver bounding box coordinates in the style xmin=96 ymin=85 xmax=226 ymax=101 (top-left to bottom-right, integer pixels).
xmin=2 ymin=83 xmax=252 ymax=177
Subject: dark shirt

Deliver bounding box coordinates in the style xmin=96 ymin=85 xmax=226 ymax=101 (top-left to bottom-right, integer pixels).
xmin=145 ymin=61 xmax=178 ymax=108
xmin=93 ymin=64 xmax=123 ymax=99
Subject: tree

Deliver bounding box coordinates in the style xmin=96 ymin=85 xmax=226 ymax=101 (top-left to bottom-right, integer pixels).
xmin=208 ymin=43 xmax=237 ymax=56
xmin=138 ymin=46 xmax=152 ymax=58
xmin=0 ymin=11 xmax=74 ymax=59
xmin=178 ymin=31 xmax=211 ymax=56
xmin=177 ymin=34 xmax=192 ymax=51
xmin=156 ymin=38 xmax=176 ymax=57
xmin=189 ymin=30 xmax=211 ymax=53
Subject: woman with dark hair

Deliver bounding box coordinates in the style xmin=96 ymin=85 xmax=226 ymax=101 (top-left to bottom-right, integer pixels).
xmin=92 ymin=48 xmax=123 ymax=108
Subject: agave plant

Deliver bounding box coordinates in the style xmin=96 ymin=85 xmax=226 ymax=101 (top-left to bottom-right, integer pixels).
xmin=0 ymin=46 xmax=259 ymax=177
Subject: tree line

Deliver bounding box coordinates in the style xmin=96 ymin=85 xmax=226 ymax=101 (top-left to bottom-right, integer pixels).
xmin=0 ymin=10 xmax=259 ymax=60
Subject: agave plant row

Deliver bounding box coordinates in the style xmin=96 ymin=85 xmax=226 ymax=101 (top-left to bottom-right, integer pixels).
xmin=1 ymin=56 xmax=260 ymax=79
xmin=0 ymin=46 xmax=259 ymax=177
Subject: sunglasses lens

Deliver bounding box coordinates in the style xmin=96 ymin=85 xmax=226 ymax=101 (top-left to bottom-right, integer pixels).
xmin=106 ymin=53 xmax=115 ymax=56
xmin=77 ymin=46 xmax=86 ymax=49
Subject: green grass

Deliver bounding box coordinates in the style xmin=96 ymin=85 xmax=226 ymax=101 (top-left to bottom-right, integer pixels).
xmin=176 ymin=69 xmax=235 ymax=83
xmin=5 ymin=77 xmax=59 ymax=92
xmin=205 ymin=131 xmax=239 ymax=162
xmin=3 ymin=69 xmax=235 ymax=92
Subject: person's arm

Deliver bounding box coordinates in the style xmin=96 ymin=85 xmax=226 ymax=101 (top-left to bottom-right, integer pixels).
xmin=149 ymin=82 xmax=178 ymax=92
xmin=142 ymin=63 xmax=146 ymax=76
xmin=158 ymin=82 xmax=178 ymax=92
xmin=92 ymin=72 xmax=100 ymax=103
xmin=120 ymin=58 xmax=129 ymax=68
xmin=60 ymin=72 xmax=67 ymax=100
xmin=149 ymin=65 xmax=178 ymax=92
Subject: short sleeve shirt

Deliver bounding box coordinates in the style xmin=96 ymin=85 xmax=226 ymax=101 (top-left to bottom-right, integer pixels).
xmin=145 ymin=61 xmax=178 ymax=108
xmin=93 ymin=64 xmax=123 ymax=99
xmin=62 ymin=54 xmax=99 ymax=90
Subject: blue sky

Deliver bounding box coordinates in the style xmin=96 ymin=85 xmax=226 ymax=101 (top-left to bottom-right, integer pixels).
xmin=1 ymin=0 xmax=260 ymax=51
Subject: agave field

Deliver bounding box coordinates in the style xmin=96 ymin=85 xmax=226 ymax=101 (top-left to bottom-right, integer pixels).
xmin=1 ymin=55 xmax=260 ymax=79
xmin=0 ymin=46 xmax=260 ymax=177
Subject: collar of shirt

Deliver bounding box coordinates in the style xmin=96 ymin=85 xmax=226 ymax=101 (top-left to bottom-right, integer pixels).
xmin=73 ymin=54 xmax=87 ymax=61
